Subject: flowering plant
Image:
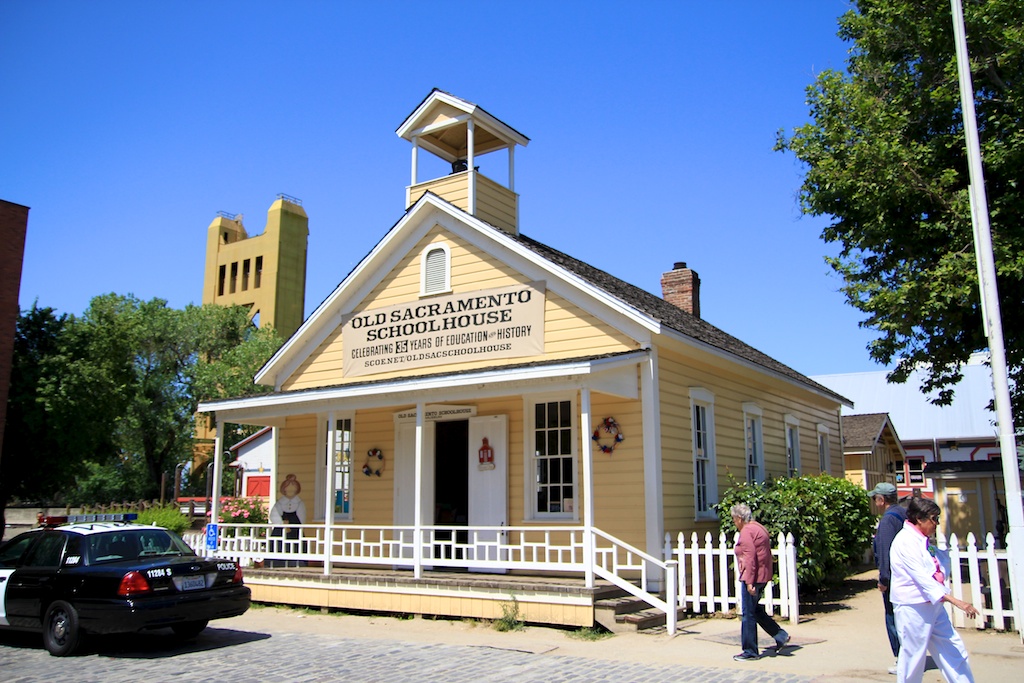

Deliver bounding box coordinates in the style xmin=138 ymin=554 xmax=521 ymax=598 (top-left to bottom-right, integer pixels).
xmin=217 ymin=497 xmax=268 ymax=525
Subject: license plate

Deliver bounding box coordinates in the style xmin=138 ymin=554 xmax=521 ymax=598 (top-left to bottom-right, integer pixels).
xmin=178 ymin=575 xmax=206 ymax=591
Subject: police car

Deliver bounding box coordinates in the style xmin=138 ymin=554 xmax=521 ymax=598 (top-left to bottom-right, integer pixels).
xmin=0 ymin=514 xmax=250 ymax=656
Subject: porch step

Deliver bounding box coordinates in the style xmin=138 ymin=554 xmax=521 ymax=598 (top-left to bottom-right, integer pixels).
xmin=594 ymin=595 xmax=689 ymax=633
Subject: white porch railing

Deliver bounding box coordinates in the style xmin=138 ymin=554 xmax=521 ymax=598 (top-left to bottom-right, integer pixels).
xmin=939 ymin=531 xmax=1017 ymax=631
xmin=183 ymin=523 xmax=680 ymax=634
xmin=663 ymin=530 xmax=799 ymax=625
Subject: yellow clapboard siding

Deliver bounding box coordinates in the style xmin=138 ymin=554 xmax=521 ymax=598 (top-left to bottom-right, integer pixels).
xmin=656 ymin=345 xmax=843 ymax=536
xmin=283 ymin=226 xmax=634 ymax=391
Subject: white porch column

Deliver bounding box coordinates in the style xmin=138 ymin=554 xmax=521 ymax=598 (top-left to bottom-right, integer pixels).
xmin=324 ymin=412 xmax=335 ymax=576
xmin=580 ymin=387 xmax=594 ymax=588
xmin=467 ymin=119 xmax=476 ymax=215
xmin=508 ymin=144 xmax=515 ymax=191
xmin=641 ymin=350 xmax=664 ymax=590
xmin=270 ymin=428 xmax=279 ymax=516
xmin=411 ymin=137 xmax=419 ymax=185
xmin=413 ymin=401 xmax=425 ymax=579
xmin=211 ymin=419 xmax=224 ymax=532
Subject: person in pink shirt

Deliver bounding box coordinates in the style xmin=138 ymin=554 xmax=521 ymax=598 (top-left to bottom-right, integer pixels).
xmin=889 ymin=496 xmax=978 ymax=682
xmin=730 ymin=503 xmax=789 ymax=661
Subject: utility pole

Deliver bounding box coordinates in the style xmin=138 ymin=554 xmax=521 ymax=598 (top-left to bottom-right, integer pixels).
xmin=950 ymin=0 xmax=1024 ymax=641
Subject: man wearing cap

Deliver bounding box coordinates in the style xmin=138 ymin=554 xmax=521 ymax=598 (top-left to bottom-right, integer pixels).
xmin=871 ymin=481 xmax=907 ymax=675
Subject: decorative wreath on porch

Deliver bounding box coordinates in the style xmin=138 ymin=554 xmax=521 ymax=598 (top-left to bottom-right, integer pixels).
xmin=592 ymin=417 xmax=624 ymax=454
xmin=362 ymin=448 xmax=384 ymax=477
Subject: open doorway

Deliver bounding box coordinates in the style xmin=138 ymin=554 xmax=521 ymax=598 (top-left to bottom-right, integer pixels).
xmin=434 ymin=420 xmax=468 ymax=559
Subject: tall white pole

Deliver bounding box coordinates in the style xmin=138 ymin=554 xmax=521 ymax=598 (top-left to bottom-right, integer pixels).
xmin=211 ymin=419 xmax=224 ymax=531
xmin=950 ymin=0 xmax=1024 ymax=640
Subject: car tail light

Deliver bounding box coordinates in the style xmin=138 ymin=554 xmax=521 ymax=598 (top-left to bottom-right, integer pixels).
xmin=117 ymin=570 xmax=152 ymax=596
xmin=232 ymin=565 xmax=244 ymax=584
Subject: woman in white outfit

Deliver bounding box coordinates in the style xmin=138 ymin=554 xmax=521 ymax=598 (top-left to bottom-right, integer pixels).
xmin=889 ymin=496 xmax=979 ymax=683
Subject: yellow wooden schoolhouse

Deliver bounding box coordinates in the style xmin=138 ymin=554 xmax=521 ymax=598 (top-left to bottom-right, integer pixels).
xmin=198 ymin=90 xmax=850 ymax=630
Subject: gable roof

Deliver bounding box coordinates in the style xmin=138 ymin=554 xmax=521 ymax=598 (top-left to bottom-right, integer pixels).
xmin=842 ymin=413 xmax=899 ymax=452
xmin=249 ymin=192 xmax=848 ymax=406
xmin=396 ymin=89 xmax=530 ymax=162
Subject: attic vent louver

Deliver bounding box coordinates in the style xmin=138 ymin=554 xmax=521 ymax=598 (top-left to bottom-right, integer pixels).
xmin=424 ymin=247 xmax=448 ymax=294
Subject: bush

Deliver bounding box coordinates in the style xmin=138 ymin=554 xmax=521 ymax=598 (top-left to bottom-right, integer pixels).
xmin=135 ymin=505 xmax=192 ymax=535
xmin=100 ymin=504 xmax=192 ymax=535
xmin=715 ymin=474 xmax=875 ymax=592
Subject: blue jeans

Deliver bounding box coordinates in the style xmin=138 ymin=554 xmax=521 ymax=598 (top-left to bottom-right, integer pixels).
xmin=740 ymin=583 xmax=787 ymax=656
xmin=882 ymin=589 xmax=900 ymax=657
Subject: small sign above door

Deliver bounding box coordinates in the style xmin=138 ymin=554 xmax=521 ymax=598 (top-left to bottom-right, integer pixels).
xmin=394 ymin=404 xmax=477 ymax=423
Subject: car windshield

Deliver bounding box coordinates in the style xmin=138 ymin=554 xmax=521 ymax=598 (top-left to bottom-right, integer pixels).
xmin=87 ymin=528 xmax=197 ymax=564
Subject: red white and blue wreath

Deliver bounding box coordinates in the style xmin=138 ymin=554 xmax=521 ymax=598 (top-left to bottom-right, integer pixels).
xmin=592 ymin=417 xmax=624 ymax=454
xmin=362 ymin=448 xmax=384 ymax=477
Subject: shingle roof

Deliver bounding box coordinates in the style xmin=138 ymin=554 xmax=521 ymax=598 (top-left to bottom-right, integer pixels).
xmin=513 ymin=233 xmax=849 ymax=404
xmin=841 ymin=413 xmax=892 ymax=451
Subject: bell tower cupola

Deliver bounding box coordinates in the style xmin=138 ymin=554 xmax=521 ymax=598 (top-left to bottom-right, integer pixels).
xmin=397 ymin=89 xmax=529 ymax=235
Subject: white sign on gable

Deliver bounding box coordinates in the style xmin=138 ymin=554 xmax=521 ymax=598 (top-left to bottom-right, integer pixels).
xmin=343 ymin=282 xmax=545 ymax=377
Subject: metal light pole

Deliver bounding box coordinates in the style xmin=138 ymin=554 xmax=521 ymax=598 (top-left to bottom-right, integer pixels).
xmin=950 ymin=0 xmax=1024 ymax=640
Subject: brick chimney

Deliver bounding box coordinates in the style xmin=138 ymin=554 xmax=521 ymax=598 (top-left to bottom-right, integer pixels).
xmin=661 ymin=262 xmax=700 ymax=318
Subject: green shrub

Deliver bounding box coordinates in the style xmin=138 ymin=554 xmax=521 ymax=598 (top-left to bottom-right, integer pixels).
xmin=112 ymin=505 xmax=192 ymax=535
xmin=715 ymin=474 xmax=874 ymax=592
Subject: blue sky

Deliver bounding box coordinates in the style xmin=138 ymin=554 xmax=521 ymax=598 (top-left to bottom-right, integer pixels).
xmin=1 ymin=0 xmax=880 ymax=376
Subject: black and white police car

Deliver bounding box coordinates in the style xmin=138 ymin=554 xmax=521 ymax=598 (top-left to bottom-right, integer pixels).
xmin=0 ymin=514 xmax=250 ymax=655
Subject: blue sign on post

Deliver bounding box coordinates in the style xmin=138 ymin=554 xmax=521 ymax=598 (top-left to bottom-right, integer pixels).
xmin=205 ymin=523 xmax=218 ymax=550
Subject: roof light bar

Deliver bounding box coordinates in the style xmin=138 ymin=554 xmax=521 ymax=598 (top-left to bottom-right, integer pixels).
xmin=67 ymin=513 xmax=139 ymax=523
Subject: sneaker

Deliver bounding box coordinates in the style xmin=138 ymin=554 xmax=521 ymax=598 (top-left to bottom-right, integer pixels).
xmin=774 ymin=634 xmax=791 ymax=652
xmin=733 ymin=652 xmax=761 ymax=662
xmin=888 ymin=660 xmax=898 ymax=675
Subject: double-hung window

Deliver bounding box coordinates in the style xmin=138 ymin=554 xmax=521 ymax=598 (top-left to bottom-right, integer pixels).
xmin=817 ymin=424 xmax=830 ymax=474
xmin=690 ymin=388 xmax=717 ymax=519
xmin=743 ymin=403 xmax=764 ymax=483
xmin=315 ymin=416 xmax=354 ymax=521
xmin=531 ymin=397 xmax=575 ymax=518
xmin=784 ymin=414 xmax=800 ymax=477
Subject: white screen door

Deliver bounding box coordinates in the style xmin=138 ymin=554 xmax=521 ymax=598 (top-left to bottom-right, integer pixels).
xmin=467 ymin=414 xmax=507 ymax=573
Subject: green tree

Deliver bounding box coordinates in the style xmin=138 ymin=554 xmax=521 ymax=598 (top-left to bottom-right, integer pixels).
xmin=0 ymin=304 xmax=123 ymax=537
xmin=775 ymin=0 xmax=1024 ymax=415
xmin=71 ymin=295 xmax=282 ymax=501
xmin=0 ymin=297 xmax=283 ymax=522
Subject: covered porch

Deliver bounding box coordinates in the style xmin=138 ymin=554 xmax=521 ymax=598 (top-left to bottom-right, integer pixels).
xmin=197 ymin=351 xmax=680 ymax=632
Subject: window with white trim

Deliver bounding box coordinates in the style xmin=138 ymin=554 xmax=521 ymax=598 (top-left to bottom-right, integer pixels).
xmin=690 ymin=387 xmax=717 ymax=519
xmin=743 ymin=403 xmax=764 ymax=483
xmin=315 ymin=416 xmax=354 ymax=521
xmin=420 ymin=243 xmax=450 ymax=296
xmin=530 ymin=397 xmax=575 ymax=518
xmin=784 ymin=414 xmax=800 ymax=477
xmin=817 ymin=424 xmax=830 ymax=474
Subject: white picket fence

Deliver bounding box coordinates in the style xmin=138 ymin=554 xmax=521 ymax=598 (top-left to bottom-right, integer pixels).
xmin=938 ymin=531 xmax=1017 ymax=631
xmin=663 ymin=530 xmax=800 ymax=624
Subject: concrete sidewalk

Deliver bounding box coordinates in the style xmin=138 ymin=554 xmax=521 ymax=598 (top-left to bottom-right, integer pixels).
xmin=224 ymin=568 xmax=1024 ymax=682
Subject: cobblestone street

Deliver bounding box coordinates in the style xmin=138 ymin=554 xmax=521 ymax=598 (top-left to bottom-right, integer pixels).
xmin=0 ymin=621 xmax=812 ymax=683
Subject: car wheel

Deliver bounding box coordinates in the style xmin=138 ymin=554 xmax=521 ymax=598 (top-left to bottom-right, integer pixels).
xmin=170 ymin=619 xmax=208 ymax=639
xmin=42 ymin=600 xmax=81 ymax=656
